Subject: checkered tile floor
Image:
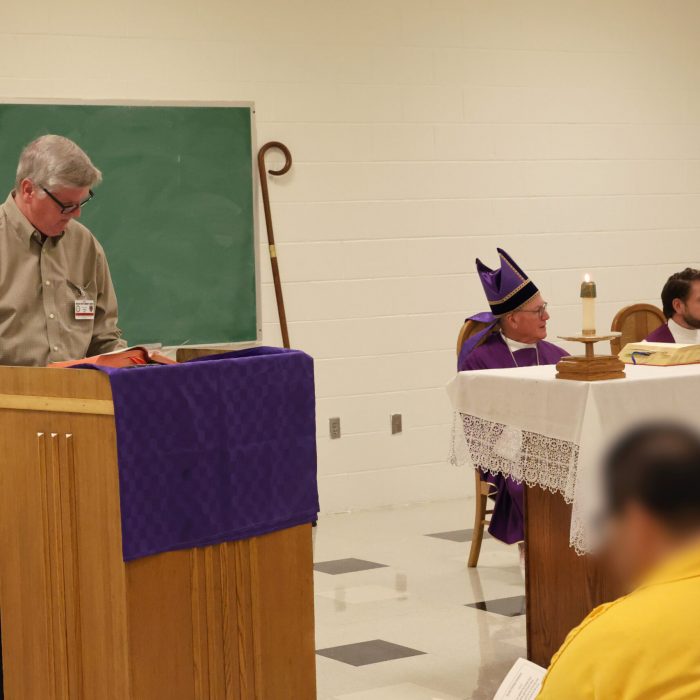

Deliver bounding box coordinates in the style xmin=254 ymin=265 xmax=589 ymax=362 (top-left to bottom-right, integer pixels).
xmin=313 ymin=499 xmax=526 ymax=699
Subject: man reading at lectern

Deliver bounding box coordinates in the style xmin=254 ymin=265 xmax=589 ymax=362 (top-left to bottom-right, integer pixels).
xmin=458 ymin=249 xmax=567 ymax=546
xmin=645 ymin=268 xmax=700 ymax=344
xmin=0 ymin=134 xmax=126 ymax=366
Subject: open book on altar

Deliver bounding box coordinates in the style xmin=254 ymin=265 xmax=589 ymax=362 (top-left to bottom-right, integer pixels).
xmin=618 ymin=341 xmax=700 ymax=366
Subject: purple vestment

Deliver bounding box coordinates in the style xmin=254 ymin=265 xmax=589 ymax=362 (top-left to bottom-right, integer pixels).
xmin=645 ymin=323 xmax=674 ymax=343
xmin=458 ymin=332 xmax=568 ymax=544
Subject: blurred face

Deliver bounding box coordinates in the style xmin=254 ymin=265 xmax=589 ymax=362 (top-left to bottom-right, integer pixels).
xmin=501 ymin=293 xmax=550 ymax=344
xmin=15 ymin=178 xmax=89 ymax=237
xmin=604 ymin=503 xmax=671 ymax=590
xmin=673 ymin=280 xmax=700 ymax=330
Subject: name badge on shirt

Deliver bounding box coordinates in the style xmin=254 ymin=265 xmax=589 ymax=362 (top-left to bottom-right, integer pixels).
xmin=74 ymin=299 xmax=96 ymax=320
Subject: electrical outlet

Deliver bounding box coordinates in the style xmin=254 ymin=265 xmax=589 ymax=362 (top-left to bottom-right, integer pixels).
xmin=391 ymin=413 xmax=402 ymax=434
xmin=329 ymin=417 xmax=341 ymax=439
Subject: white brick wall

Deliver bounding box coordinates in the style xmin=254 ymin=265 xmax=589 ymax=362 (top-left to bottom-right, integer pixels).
xmin=3 ymin=1 xmax=700 ymax=512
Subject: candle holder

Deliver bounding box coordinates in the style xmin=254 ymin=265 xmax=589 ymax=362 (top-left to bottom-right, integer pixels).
xmin=555 ymin=332 xmax=626 ymax=381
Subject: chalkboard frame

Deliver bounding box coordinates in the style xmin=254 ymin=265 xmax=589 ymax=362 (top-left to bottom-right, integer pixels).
xmin=0 ymin=97 xmax=262 ymax=349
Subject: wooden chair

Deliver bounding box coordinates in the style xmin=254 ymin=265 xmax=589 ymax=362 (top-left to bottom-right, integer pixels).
xmin=467 ymin=469 xmax=497 ymax=568
xmin=457 ymin=319 xmax=487 ymax=356
xmin=457 ymin=318 xmax=499 ymax=568
xmin=610 ymin=303 xmax=666 ymax=355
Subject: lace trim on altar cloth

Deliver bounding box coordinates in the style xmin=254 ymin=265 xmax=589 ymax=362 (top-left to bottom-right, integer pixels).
xmin=450 ymin=412 xmax=591 ymax=554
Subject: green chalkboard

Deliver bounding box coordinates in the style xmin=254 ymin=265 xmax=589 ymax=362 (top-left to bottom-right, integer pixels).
xmin=0 ymin=102 xmax=259 ymax=346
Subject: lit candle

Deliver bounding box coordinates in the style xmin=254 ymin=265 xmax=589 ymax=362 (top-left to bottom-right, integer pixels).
xmin=581 ymin=273 xmax=596 ymax=336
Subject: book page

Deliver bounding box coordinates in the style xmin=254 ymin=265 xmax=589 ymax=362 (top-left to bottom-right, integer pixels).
xmin=493 ymin=657 xmax=547 ymax=700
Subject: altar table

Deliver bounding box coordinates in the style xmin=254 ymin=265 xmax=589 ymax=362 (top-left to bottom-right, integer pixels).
xmin=448 ymin=363 xmax=700 ymax=665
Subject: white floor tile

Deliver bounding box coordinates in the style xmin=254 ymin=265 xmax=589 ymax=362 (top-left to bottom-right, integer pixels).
xmin=316 ymin=584 xmax=410 ymax=605
xmin=335 ymin=682 xmax=463 ymax=700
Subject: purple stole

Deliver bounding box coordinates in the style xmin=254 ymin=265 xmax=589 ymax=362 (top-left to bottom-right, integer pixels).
xmin=458 ymin=332 xmax=568 ymax=372
xmin=645 ymin=323 xmax=674 ymax=343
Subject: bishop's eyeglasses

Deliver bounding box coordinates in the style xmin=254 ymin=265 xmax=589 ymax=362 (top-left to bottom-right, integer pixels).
xmin=516 ymin=302 xmax=549 ymax=319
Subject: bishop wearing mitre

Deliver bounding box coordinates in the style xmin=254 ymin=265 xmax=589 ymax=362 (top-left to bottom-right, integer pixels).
xmin=458 ymin=249 xmax=567 ymax=544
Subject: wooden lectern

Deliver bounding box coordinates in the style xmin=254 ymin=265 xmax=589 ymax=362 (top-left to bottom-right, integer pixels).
xmin=0 ymin=367 xmax=317 ymax=699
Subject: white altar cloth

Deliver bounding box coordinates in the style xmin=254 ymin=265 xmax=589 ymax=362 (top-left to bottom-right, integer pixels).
xmin=448 ymin=364 xmax=700 ymax=553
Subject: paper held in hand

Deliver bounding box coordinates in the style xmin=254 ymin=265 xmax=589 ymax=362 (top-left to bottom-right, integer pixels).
xmin=618 ymin=341 xmax=700 ymax=366
xmin=493 ymin=657 xmax=546 ymax=700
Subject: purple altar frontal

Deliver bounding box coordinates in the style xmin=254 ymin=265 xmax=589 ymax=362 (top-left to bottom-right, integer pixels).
xmin=79 ymin=346 xmax=319 ymax=561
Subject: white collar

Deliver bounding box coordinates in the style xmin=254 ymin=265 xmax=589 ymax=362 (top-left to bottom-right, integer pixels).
xmin=668 ymin=318 xmax=700 ymax=344
xmin=501 ymin=332 xmax=538 ymax=351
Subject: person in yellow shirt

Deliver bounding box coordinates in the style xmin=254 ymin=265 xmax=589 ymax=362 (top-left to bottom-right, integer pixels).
xmin=537 ymin=423 xmax=700 ymax=700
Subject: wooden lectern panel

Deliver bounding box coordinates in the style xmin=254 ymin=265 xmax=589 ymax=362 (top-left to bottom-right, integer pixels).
xmin=125 ymin=528 xmax=316 ymax=700
xmin=0 ymin=367 xmax=317 ymax=699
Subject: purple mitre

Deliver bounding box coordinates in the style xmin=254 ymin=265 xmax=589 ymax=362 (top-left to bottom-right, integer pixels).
xmin=476 ymin=248 xmax=539 ymax=317
xmin=458 ymin=249 xmax=540 ymax=365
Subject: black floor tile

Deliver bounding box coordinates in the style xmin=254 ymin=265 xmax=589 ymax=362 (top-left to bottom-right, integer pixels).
xmin=316 ymin=639 xmax=426 ymax=666
xmin=466 ymin=595 xmax=526 ymax=617
xmin=426 ymin=528 xmax=491 ymax=543
xmin=314 ymin=558 xmax=388 ymax=575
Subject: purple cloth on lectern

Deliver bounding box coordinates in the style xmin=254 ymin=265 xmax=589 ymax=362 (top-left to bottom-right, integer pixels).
xmin=77 ymin=346 xmax=319 ymax=561
xmin=645 ymin=323 xmax=674 ymax=343
xmin=458 ymin=333 xmax=568 ymax=544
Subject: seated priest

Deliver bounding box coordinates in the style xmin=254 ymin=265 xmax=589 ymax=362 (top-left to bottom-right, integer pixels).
xmin=0 ymin=134 xmax=126 ymax=367
xmin=537 ymin=423 xmax=700 ymax=699
xmin=458 ymin=249 xmax=567 ymax=545
xmin=645 ymin=267 xmax=700 ymax=344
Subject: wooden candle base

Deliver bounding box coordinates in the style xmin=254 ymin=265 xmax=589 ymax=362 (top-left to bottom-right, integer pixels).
xmin=556 ymin=354 xmax=626 ymax=381
xmin=556 ymin=332 xmax=626 ymax=381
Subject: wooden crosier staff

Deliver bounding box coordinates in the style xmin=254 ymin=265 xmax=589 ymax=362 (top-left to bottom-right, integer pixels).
xmin=258 ymin=141 xmax=292 ymax=349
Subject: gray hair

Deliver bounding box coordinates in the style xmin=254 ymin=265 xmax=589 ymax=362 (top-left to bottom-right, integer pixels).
xmin=15 ymin=135 xmax=102 ymax=191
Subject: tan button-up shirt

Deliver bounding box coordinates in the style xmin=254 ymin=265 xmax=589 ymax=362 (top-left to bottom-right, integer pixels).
xmin=0 ymin=193 xmax=126 ymax=366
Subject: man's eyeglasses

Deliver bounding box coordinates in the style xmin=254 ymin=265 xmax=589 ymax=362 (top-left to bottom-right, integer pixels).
xmin=515 ymin=302 xmax=549 ymax=319
xmin=41 ymin=187 xmax=94 ymax=214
